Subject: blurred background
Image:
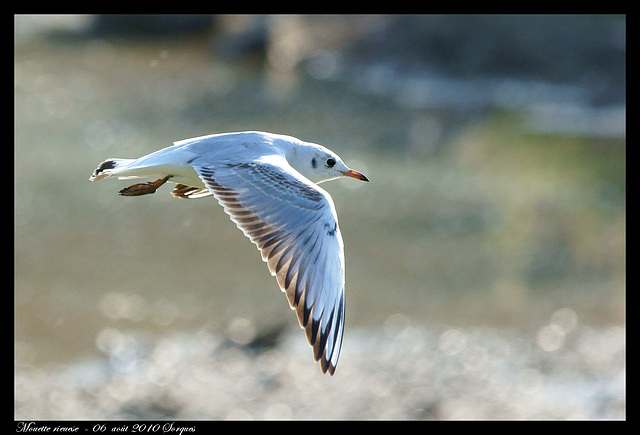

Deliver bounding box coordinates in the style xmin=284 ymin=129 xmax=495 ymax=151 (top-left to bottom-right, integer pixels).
xmin=15 ymin=14 xmax=625 ymax=419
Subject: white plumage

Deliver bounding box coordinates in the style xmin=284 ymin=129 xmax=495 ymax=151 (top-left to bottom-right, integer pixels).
xmin=90 ymin=131 xmax=369 ymax=375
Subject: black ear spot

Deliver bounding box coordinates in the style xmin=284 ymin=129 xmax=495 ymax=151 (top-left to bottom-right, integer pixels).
xmin=311 ymin=158 xmax=317 ymax=169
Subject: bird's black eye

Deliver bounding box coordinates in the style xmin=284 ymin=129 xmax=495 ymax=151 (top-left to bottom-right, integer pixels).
xmin=326 ymin=158 xmax=336 ymax=167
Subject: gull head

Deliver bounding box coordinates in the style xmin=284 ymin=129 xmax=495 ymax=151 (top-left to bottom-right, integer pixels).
xmin=281 ymin=138 xmax=369 ymax=185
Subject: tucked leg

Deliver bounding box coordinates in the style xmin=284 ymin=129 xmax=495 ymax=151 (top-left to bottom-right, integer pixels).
xmin=119 ymin=175 xmax=171 ymax=196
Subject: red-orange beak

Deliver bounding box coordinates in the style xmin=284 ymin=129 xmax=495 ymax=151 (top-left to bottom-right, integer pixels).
xmin=341 ymin=169 xmax=369 ymax=182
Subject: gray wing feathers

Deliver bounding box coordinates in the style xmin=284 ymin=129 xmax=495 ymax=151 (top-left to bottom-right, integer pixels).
xmin=194 ymin=160 xmax=345 ymax=374
xmin=171 ymin=184 xmax=213 ymax=199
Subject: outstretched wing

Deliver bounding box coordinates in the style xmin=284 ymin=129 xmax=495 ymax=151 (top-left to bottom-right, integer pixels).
xmin=195 ymin=156 xmax=345 ymax=374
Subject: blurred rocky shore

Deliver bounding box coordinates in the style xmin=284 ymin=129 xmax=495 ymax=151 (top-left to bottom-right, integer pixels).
xmin=15 ymin=321 xmax=625 ymax=420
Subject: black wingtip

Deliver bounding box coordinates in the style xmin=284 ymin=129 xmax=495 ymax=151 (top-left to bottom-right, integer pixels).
xmin=90 ymin=160 xmax=118 ymax=181
xmin=320 ymin=357 xmax=336 ymax=376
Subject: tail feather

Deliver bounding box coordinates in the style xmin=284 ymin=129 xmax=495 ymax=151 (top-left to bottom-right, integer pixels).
xmin=90 ymin=154 xmax=206 ymax=194
xmin=89 ymin=159 xmax=134 ymax=181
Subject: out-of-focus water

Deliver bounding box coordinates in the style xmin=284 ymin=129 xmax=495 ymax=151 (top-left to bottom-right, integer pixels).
xmin=15 ymin=15 xmax=625 ymax=419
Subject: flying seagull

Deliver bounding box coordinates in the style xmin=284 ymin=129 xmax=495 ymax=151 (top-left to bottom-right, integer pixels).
xmin=90 ymin=131 xmax=369 ymax=375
